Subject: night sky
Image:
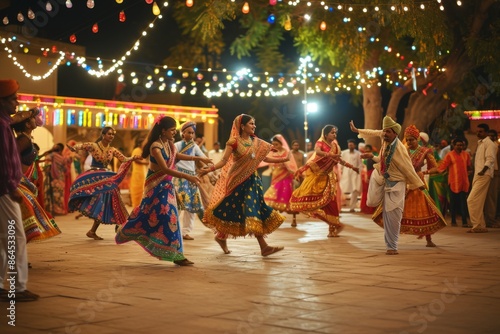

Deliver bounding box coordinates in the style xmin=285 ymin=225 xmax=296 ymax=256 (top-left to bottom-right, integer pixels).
xmin=1 ymin=0 xmax=366 ymax=148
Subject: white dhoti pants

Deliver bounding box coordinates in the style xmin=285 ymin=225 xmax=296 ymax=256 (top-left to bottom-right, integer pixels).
xmin=367 ymin=169 xmax=384 ymax=208
xmin=383 ymin=181 xmax=406 ymax=251
xmin=181 ymin=211 xmax=196 ymax=235
xmin=0 ymin=194 xmax=28 ymax=291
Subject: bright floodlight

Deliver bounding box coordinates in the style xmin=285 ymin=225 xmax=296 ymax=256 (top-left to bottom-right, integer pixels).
xmin=307 ymin=102 xmax=318 ymax=113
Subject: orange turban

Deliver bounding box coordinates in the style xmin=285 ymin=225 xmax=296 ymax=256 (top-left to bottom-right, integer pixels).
xmin=0 ymin=80 xmax=19 ymax=98
xmin=404 ymin=125 xmax=420 ymax=139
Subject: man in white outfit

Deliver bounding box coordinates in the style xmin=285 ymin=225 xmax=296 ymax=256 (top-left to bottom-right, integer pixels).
xmin=467 ymin=123 xmax=498 ymax=233
xmin=350 ymin=116 xmax=424 ymax=255
xmin=340 ymin=139 xmax=363 ymax=212
xmin=0 ymin=79 xmax=39 ymax=302
xmin=174 ymin=122 xmax=208 ymax=240
xmin=207 ymin=141 xmax=224 ymax=183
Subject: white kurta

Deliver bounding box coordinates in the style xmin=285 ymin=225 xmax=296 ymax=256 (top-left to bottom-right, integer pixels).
xmin=340 ymin=149 xmax=363 ymax=193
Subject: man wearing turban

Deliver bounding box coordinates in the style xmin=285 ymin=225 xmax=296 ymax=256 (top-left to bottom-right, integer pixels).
xmin=349 ymin=116 xmax=424 ymax=255
xmin=174 ymin=121 xmax=209 ymax=240
xmin=372 ymin=124 xmax=447 ymax=247
xmin=0 ymin=80 xmax=39 ymax=301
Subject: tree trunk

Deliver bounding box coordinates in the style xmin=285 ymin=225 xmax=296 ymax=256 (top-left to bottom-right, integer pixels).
xmin=362 ymin=85 xmax=383 ymax=149
xmin=386 ymin=0 xmax=494 ymax=139
xmin=393 ymin=48 xmax=473 ymax=140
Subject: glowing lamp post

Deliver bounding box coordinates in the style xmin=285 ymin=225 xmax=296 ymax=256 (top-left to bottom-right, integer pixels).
xmin=300 ymin=56 xmax=318 ymax=153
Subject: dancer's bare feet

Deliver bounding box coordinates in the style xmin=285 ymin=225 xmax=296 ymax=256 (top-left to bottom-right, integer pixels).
xmin=426 ymin=240 xmax=437 ymax=247
xmin=215 ymin=237 xmax=231 ymax=254
xmin=86 ymin=231 xmax=103 ymax=240
xmin=261 ymin=246 xmax=284 ymax=257
xmin=328 ymin=224 xmax=344 ymax=237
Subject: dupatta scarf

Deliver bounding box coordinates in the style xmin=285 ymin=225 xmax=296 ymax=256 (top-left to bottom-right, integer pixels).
xmin=300 ymin=136 xmax=341 ymax=175
xmin=208 ymin=115 xmax=272 ymax=208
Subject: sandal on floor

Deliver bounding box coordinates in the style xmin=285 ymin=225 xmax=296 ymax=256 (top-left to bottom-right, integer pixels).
xmin=86 ymin=231 xmax=104 ymax=240
xmin=173 ymin=259 xmax=194 ymax=266
xmin=1 ymin=290 xmax=40 ymax=302
xmin=261 ymin=246 xmax=284 ymax=257
xmin=385 ymin=250 xmax=399 ymax=255
xmin=466 ymin=228 xmax=488 ymax=233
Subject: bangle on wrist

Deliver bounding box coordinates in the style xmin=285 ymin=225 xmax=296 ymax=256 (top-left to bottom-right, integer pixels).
xmin=210 ymin=165 xmax=216 ymax=172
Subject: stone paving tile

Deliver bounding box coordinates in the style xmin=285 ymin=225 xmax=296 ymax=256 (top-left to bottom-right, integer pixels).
xmin=1 ymin=211 xmax=499 ymax=333
xmin=262 ymin=317 xmax=331 ymax=331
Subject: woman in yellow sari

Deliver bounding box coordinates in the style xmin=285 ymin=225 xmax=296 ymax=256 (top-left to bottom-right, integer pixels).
xmin=129 ymin=137 xmax=148 ymax=208
xmin=200 ymin=114 xmax=288 ymax=256
xmin=290 ymin=125 xmax=359 ymax=237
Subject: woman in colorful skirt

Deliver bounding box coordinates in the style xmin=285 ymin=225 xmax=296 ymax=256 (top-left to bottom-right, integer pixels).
xmin=263 ymin=134 xmax=298 ymax=225
xmin=200 ymin=114 xmax=287 ymax=256
xmin=67 ymin=126 xmax=143 ymax=240
xmin=116 ymin=116 xmax=204 ymax=266
xmin=372 ymin=125 xmax=447 ymax=247
xmin=290 ymin=125 xmax=359 ymax=237
xmin=43 ymin=143 xmax=72 ymax=215
xmin=11 ymin=108 xmax=61 ymax=242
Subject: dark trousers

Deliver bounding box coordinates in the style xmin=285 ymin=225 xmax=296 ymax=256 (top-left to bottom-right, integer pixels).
xmin=450 ymin=191 xmax=468 ymax=226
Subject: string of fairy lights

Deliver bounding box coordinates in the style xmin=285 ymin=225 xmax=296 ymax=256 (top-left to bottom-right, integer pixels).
xmin=0 ymin=0 xmax=456 ymax=96
xmin=1 ymin=1 xmax=463 ymax=26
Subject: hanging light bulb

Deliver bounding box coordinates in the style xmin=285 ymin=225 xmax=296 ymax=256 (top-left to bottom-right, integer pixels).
xmin=152 ymin=2 xmax=161 ymax=15
xmin=186 ymin=0 xmax=194 ymax=7
xmin=17 ymin=12 xmax=24 ymax=22
xmin=27 ymin=8 xmax=35 ymax=20
xmin=242 ymin=2 xmax=250 ymax=14
xmin=116 ymin=0 xmax=123 ymax=3
xmin=119 ymin=10 xmax=126 ymax=22
xmin=284 ymin=15 xmax=292 ymax=31
xmin=87 ymin=0 xmax=95 ymax=9
xmin=269 ymin=0 xmax=277 ymax=5
xmin=66 ymin=0 xmax=73 ymax=9
xmin=267 ymin=14 xmax=276 ymax=24
xmin=145 ymin=0 xmax=154 ymax=4
xmin=3 ymin=17 xmax=9 ymax=25
xmin=92 ymin=23 xmax=99 ymax=33
xmin=46 ymin=1 xmax=53 ymax=12
xmin=320 ymin=21 xmax=326 ymax=31
xmin=69 ymin=34 xmax=77 ymax=43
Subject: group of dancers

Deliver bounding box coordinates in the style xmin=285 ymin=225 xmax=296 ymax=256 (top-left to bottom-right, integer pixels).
xmin=14 ymin=111 xmax=449 ymax=269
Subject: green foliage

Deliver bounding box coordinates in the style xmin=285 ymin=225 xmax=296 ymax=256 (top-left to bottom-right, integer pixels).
xmin=166 ymin=1 xmax=227 ymax=68
xmin=230 ymin=15 xmax=271 ymax=59
xmin=170 ymin=0 xmax=500 ymax=118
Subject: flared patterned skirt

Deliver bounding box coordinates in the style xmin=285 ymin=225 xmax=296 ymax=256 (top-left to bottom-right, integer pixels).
xmin=203 ymin=173 xmax=285 ymax=238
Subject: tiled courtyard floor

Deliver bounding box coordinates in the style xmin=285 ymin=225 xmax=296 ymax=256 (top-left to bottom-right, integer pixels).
xmin=1 ymin=210 xmax=499 ymax=333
